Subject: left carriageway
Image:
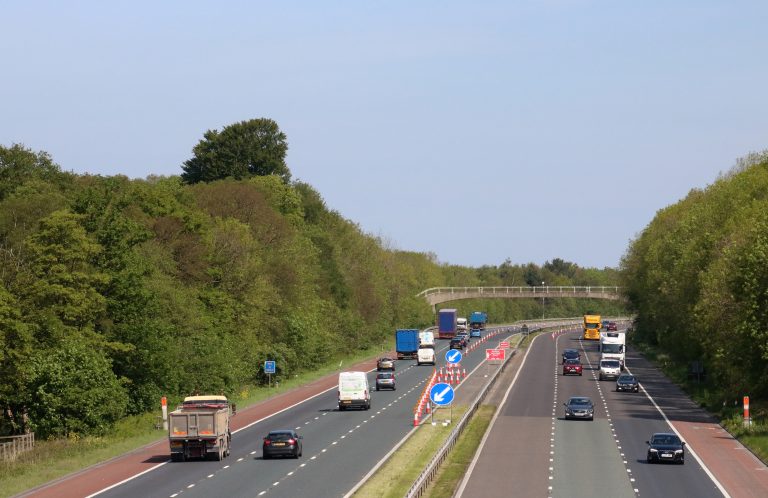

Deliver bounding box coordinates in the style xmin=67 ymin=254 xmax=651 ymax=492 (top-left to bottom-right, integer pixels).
xmin=29 ymin=327 xmax=516 ymax=498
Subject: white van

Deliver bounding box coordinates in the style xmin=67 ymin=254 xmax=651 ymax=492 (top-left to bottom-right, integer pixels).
xmin=417 ymin=346 xmax=435 ymax=366
xmin=457 ymin=317 xmax=468 ymax=331
xmin=338 ymin=371 xmax=371 ymax=411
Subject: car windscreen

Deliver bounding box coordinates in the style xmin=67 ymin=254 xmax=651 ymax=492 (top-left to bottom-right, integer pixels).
xmin=601 ymin=361 xmax=620 ymax=368
xmin=569 ymin=398 xmax=591 ymax=406
xmin=268 ymin=432 xmax=295 ymax=440
xmin=652 ymin=435 xmax=680 ymax=445
xmin=564 ymin=359 xmax=580 ymax=365
xmin=377 ymin=373 xmax=393 ymax=379
xmin=618 ymin=375 xmax=635 ymax=382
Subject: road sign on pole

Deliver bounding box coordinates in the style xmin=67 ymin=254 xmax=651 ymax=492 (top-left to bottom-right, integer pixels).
xmin=430 ymin=382 xmax=455 ymax=406
xmin=445 ymin=350 xmax=463 ymax=364
xmin=264 ymin=360 xmax=276 ymax=374
xmin=486 ymin=349 xmax=505 ymax=361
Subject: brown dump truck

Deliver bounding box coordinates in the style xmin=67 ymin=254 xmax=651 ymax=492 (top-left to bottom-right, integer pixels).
xmin=168 ymin=395 xmax=235 ymax=461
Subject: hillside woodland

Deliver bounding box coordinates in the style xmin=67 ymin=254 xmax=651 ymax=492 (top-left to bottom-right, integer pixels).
xmin=0 ymin=120 xmax=623 ymax=438
xmin=622 ymin=152 xmax=768 ymax=400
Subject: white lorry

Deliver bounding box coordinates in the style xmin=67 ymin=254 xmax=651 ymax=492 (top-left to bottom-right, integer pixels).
xmin=599 ymin=331 xmax=626 ymax=370
xmin=338 ymin=371 xmax=371 ymax=411
xmin=456 ymin=317 xmax=468 ymax=332
xmin=417 ymin=330 xmax=435 ymax=366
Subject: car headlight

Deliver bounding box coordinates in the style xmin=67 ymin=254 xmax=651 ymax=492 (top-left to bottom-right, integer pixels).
xmin=649 ymin=448 xmax=658 ymax=452
xmin=675 ymin=449 xmax=683 ymax=454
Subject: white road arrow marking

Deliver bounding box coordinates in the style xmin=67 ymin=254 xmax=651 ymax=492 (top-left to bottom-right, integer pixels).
xmin=434 ymin=385 xmax=452 ymax=403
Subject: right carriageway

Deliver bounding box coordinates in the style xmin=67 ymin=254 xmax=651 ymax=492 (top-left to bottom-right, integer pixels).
xmin=456 ymin=328 xmax=768 ymax=498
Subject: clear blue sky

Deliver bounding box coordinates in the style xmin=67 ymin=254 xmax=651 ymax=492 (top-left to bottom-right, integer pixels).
xmin=3 ymin=1 xmax=767 ymax=269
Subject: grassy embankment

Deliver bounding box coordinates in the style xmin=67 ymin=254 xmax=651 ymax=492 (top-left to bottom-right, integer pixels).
xmin=353 ymin=406 xmax=468 ymax=498
xmin=632 ymin=343 xmax=768 ymax=464
xmin=0 ymin=341 xmax=393 ymax=498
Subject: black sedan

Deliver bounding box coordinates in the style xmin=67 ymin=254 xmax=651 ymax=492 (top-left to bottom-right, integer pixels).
xmin=263 ymin=430 xmax=303 ymax=459
xmin=562 ymin=348 xmax=580 ymax=363
xmin=616 ymin=373 xmax=639 ymax=392
xmin=563 ymin=396 xmax=594 ymax=420
xmin=450 ymin=337 xmax=465 ymax=349
xmin=646 ymin=433 xmax=685 ymax=464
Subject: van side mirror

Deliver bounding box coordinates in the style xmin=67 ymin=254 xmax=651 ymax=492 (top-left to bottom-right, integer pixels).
xmin=231 ymin=403 xmax=237 ymax=415
xmin=682 ymin=441 xmax=686 ymax=446
xmin=645 ymin=441 xmax=650 ymax=445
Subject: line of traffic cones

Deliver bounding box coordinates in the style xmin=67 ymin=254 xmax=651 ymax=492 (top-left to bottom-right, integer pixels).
xmin=412 ymin=370 xmax=438 ymax=426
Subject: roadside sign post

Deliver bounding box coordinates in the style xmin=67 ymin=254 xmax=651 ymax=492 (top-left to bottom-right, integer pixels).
xmin=430 ymin=382 xmax=455 ymax=425
xmin=445 ymin=349 xmax=463 ymax=365
xmin=161 ymin=396 xmax=168 ymax=431
xmin=485 ymin=348 xmax=506 ymax=377
xmin=265 ymin=360 xmax=276 ymax=388
xmin=744 ymin=396 xmax=751 ymax=428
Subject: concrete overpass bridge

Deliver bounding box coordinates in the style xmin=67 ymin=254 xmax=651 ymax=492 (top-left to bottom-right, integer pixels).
xmin=416 ymin=286 xmax=623 ymax=309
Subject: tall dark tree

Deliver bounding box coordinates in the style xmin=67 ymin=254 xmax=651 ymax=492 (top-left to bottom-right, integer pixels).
xmin=181 ymin=119 xmax=290 ymax=184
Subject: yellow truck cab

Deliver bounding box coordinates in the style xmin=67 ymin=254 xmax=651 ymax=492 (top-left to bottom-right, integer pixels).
xmin=583 ymin=315 xmax=602 ymax=340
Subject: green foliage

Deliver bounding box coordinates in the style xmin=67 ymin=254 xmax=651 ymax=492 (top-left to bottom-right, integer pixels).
xmin=622 ymin=153 xmax=768 ymax=398
xmin=181 ymin=119 xmax=290 ymax=184
xmin=0 ymin=141 xmax=622 ymax=440
xmin=27 ymin=339 xmax=128 ymax=437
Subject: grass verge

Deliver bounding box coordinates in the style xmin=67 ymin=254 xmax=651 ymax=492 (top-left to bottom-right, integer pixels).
xmin=0 ymin=341 xmax=393 ymax=498
xmin=424 ymin=404 xmax=496 ymax=498
xmin=352 ymin=406 xmax=468 ymax=498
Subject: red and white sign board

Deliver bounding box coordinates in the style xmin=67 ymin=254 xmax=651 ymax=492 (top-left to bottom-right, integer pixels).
xmin=499 ymin=341 xmax=510 ymax=349
xmin=486 ymin=349 xmax=506 ymax=361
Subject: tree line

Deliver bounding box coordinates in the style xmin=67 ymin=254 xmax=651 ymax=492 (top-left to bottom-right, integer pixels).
xmin=621 ymin=152 xmax=768 ymax=400
xmin=0 ymin=119 xmax=623 ymax=438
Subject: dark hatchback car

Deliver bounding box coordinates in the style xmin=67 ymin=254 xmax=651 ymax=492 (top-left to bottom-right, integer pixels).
xmin=450 ymin=337 xmax=465 ymax=349
xmin=375 ymin=372 xmax=395 ymax=391
xmin=616 ymin=373 xmax=639 ymax=392
xmin=562 ymin=348 xmax=580 ymax=363
xmin=563 ymin=396 xmax=594 ymax=420
xmin=263 ymin=430 xmax=303 ymax=459
xmin=562 ymin=359 xmax=583 ymax=376
xmin=646 ymin=433 xmax=685 ymax=464
xmin=607 ymin=321 xmax=618 ymax=331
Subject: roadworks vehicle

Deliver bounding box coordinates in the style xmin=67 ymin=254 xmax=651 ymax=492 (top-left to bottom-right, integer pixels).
xmin=169 ymin=395 xmax=235 ymax=461
xmin=338 ymin=371 xmax=371 ymax=410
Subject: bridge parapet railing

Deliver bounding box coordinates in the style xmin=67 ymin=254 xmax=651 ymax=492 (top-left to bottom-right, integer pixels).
xmin=416 ymin=286 xmax=622 ymax=298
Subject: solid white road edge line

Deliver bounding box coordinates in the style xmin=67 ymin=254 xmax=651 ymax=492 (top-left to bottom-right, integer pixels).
xmin=454 ymin=331 xmax=542 ymax=498
xmin=625 ymin=364 xmax=731 ymax=498
xmin=86 ymin=364 xmax=381 ymax=498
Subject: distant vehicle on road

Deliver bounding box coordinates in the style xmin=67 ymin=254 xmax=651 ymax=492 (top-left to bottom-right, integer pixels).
xmin=646 ymin=433 xmax=685 ymax=464
xmin=395 ymin=329 xmax=420 ymax=360
xmin=449 ymin=337 xmax=465 ymax=350
xmin=377 ymin=357 xmax=395 ymax=371
xmin=457 ymin=317 xmax=468 ymax=332
xmin=338 ymin=371 xmax=371 ymax=411
xmin=583 ymin=315 xmax=601 ymax=340
xmin=606 ymin=321 xmax=618 ymax=331
xmin=598 ymin=359 xmax=621 ymax=381
xmin=469 ymin=311 xmax=487 ymax=336
xmin=169 ymin=395 xmax=233 ymax=462
xmin=521 ymin=324 xmax=529 ymax=334
xmin=375 ymin=372 xmax=395 ymax=391
xmin=263 ymin=430 xmax=302 ymax=459
xmin=438 ymin=309 xmax=458 ymax=339
xmin=563 ymin=396 xmax=594 ymax=420
xmin=616 ymin=373 xmax=639 ymax=392
xmin=562 ymin=348 xmax=580 ymax=363
xmin=456 ymin=331 xmax=469 ymax=343
xmin=562 ymin=359 xmax=583 ymax=376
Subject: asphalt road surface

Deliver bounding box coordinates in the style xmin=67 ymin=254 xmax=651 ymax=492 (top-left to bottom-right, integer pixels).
xmin=458 ymin=329 xmax=724 ymax=498
xmin=92 ymin=328 xmax=508 ymax=498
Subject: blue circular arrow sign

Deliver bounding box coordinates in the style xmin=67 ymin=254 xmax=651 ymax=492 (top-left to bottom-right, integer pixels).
xmin=430 ymin=382 xmax=455 ymax=406
xmin=445 ymin=349 xmax=463 ymax=364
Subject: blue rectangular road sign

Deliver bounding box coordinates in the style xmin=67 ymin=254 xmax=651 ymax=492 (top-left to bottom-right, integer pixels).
xmin=264 ymin=360 xmax=276 ymax=374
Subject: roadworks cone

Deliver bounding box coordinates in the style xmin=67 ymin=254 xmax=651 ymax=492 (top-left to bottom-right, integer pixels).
xmin=463 ymin=368 xmax=467 ymax=378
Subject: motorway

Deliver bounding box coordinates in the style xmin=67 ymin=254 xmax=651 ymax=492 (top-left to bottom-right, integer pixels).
xmin=458 ymin=329 xmax=725 ymax=498
xmin=90 ymin=327 xmax=512 ymax=498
